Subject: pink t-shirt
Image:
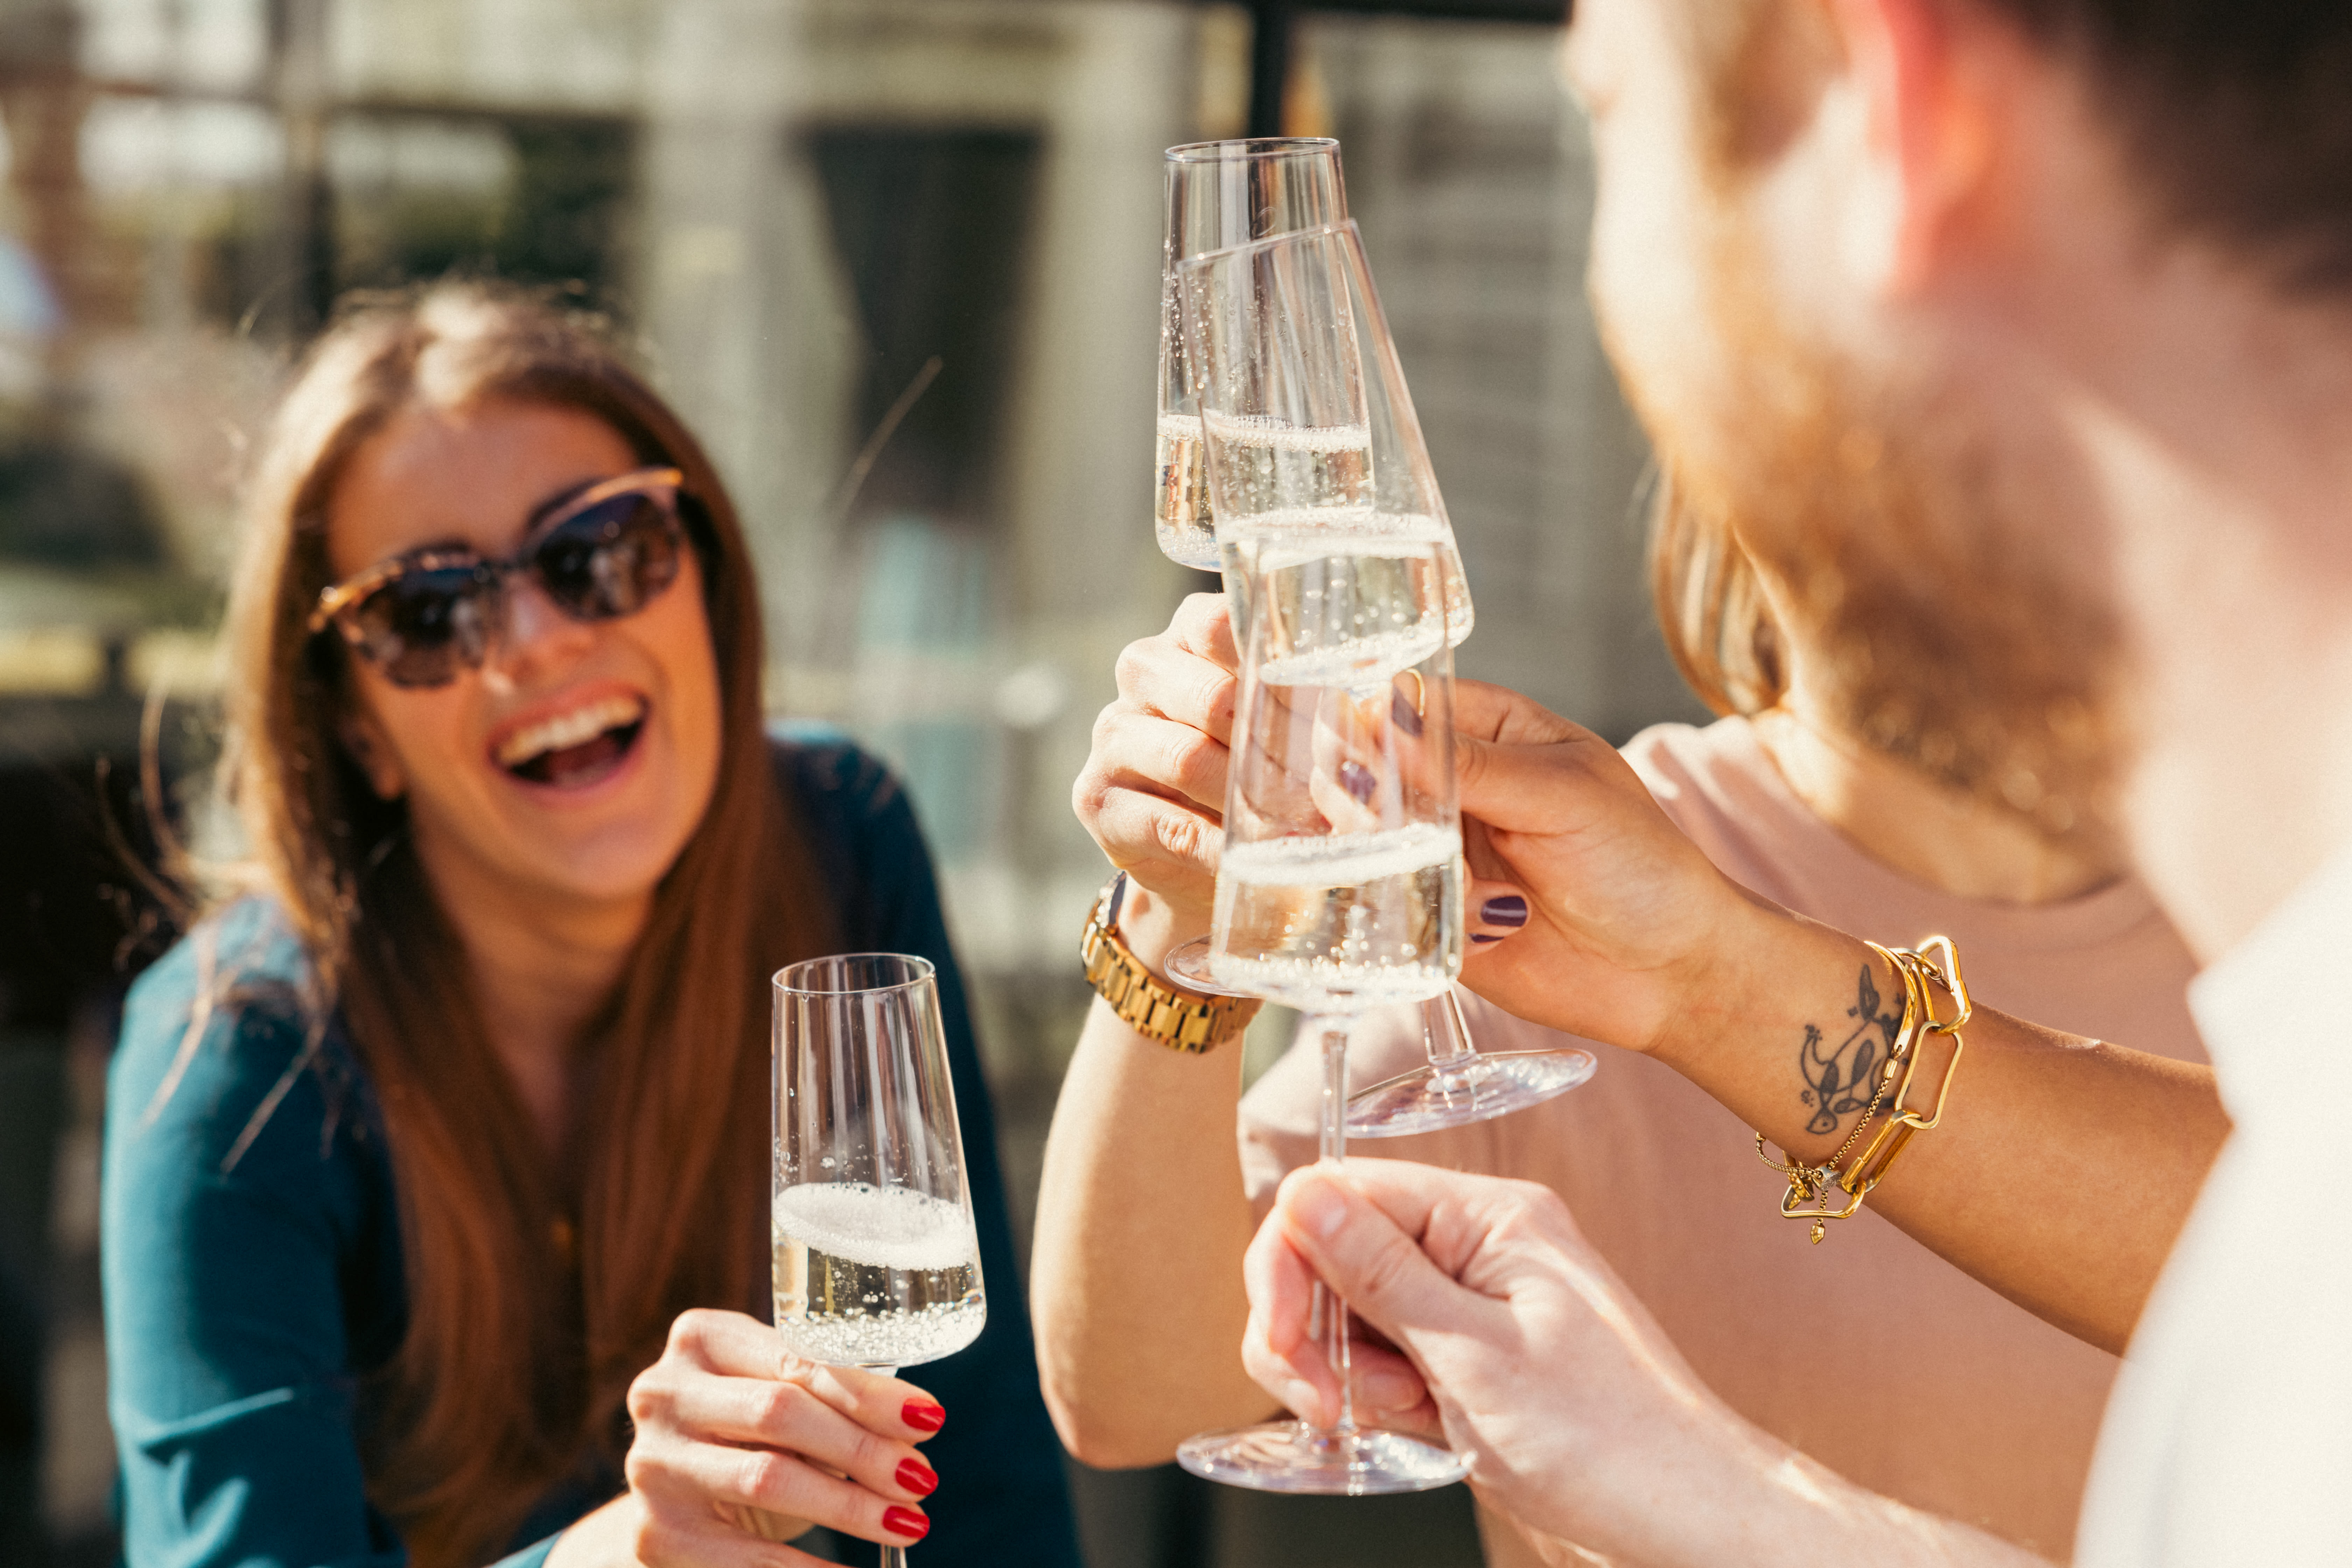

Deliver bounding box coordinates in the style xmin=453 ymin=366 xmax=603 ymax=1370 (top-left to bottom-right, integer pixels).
xmin=1238 ymin=716 xmax=2206 ymax=1563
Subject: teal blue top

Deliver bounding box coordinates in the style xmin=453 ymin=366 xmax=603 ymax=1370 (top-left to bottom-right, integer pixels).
xmin=103 ymin=733 xmax=1081 ymax=1568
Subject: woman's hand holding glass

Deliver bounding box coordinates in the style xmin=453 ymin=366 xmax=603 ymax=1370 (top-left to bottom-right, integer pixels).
xmin=1070 ymin=589 xmax=1754 ymax=1054
xmin=1073 ymin=593 xmax=1533 ymax=974
xmin=1071 ymin=591 xmax=1239 ymax=954
xmin=560 ymin=1308 xmax=945 ymax=1565
xmin=1440 ymin=677 xmax=1762 ymax=1056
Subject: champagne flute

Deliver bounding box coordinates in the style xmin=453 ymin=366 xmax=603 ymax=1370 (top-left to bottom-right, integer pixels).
xmin=773 ymin=953 xmax=984 ymax=1567
xmin=1172 ymin=223 xmax=1584 ymax=1134
xmin=1159 ymin=138 xmax=1349 ymax=570
xmin=1173 ymin=536 xmax=1470 ymax=1494
xmin=1176 ymin=218 xmax=1474 ymax=645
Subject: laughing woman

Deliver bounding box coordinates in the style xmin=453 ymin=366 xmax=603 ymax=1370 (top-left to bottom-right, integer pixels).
xmin=102 ymin=286 xmax=1081 ymax=1568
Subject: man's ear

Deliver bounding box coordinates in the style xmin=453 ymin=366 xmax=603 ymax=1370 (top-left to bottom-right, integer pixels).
xmin=337 ymin=708 xmax=407 ymax=801
xmin=1823 ymin=0 xmax=2010 ymax=295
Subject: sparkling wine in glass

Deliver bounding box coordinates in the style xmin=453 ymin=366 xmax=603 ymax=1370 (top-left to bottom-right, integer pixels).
xmin=1159 ymin=138 xmax=1350 ymax=570
xmin=1170 ymin=225 xmax=1586 ymax=1134
xmin=1177 ymin=218 xmax=1474 ymax=645
xmin=774 ymin=953 xmax=984 ymax=1566
xmin=1172 ymin=536 xmax=1470 ymax=1495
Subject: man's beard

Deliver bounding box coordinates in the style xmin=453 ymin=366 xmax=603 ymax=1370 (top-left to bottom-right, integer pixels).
xmin=1638 ymin=261 xmax=2132 ymax=847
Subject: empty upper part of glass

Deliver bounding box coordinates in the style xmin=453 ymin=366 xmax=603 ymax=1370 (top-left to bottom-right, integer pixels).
xmin=1157 ymin=139 xmax=1349 ymax=570
xmin=1175 ymin=220 xmax=1474 ymax=643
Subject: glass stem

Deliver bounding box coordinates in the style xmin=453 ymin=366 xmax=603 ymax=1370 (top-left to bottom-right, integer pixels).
xmin=875 ymin=1366 xmax=910 ymax=1568
xmin=1311 ymin=1015 xmax=1358 ymax=1438
xmin=1427 ymin=988 xmax=1479 ymax=1071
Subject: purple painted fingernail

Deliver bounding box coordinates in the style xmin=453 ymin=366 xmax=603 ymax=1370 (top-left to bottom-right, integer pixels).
xmin=1480 ymin=895 xmax=1528 ymax=927
xmin=1471 ymin=933 xmax=1503 ymax=945
xmin=1391 ymin=689 xmax=1425 ymax=737
xmin=1339 ymin=759 xmax=1378 ymax=805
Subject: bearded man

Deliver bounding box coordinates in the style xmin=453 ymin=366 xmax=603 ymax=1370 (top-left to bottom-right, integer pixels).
xmin=1223 ymin=0 xmax=2352 ymax=1562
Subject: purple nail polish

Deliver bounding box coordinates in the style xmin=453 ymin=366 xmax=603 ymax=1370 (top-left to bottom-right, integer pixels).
xmin=1339 ymin=759 xmax=1378 ymax=805
xmin=1391 ymin=689 xmax=1425 ymax=737
xmin=1480 ymin=895 xmax=1528 ymax=927
xmin=1471 ymin=933 xmax=1503 ymax=945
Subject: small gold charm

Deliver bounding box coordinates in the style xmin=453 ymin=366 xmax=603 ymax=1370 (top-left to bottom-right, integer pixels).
xmin=1809 ymin=1220 xmax=1827 ymax=1245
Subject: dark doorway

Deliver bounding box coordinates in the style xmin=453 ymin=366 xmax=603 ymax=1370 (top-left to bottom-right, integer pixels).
xmin=804 ymin=125 xmax=1042 ymax=530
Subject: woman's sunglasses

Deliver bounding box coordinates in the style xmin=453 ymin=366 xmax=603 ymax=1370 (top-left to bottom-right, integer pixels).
xmin=308 ymin=467 xmax=690 ymax=690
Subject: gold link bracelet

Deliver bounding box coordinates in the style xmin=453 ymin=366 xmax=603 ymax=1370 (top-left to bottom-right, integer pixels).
xmin=1079 ymin=872 xmax=1260 ymax=1053
xmin=1757 ymin=936 xmax=1972 ymax=1242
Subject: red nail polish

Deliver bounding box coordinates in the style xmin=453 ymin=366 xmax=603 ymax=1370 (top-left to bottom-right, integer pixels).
xmin=884 ymin=1506 xmax=931 ymax=1540
xmin=896 ymin=1458 xmax=939 ymax=1497
xmin=902 ymin=1398 xmax=945 ymax=1433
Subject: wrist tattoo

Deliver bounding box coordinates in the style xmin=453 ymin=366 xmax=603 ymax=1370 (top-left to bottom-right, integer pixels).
xmin=1798 ymin=962 xmax=1903 ymax=1136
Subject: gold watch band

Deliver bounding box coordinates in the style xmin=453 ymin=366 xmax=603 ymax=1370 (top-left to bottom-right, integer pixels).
xmin=1079 ymin=873 xmax=1259 ymax=1053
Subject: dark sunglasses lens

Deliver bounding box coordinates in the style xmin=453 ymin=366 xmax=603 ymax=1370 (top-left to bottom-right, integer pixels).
xmin=532 ymin=492 xmax=683 ymax=620
xmin=350 ymin=566 xmax=497 ymax=688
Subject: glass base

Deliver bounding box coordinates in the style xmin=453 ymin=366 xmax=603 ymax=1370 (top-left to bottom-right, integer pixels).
xmin=1348 ymin=1049 xmax=1597 ymax=1137
xmin=1176 ymin=1419 xmax=1470 ymax=1495
xmin=1162 ymin=935 xmax=1264 ymax=1000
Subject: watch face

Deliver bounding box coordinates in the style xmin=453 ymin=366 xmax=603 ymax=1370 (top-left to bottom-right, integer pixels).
xmin=1105 ymin=870 xmax=1129 ymax=931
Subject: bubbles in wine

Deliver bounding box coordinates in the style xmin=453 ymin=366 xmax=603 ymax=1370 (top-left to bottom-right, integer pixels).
xmin=1200 ymin=412 xmax=1375 ymax=452
xmin=1155 ymin=412 xmax=1217 ymax=570
xmin=1211 ymin=823 xmax=1464 ymax=1013
xmin=772 ymin=1183 xmax=985 ymax=1368
xmin=1224 ymin=526 xmax=1451 ymax=687
xmin=1199 ymin=413 xmax=1374 ymax=527
xmin=1220 ymin=509 xmax=1474 ymax=649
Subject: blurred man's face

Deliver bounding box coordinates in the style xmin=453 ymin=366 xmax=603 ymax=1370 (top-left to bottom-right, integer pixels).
xmin=1566 ymin=0 xmax=1749 ymax=504
xmin=1563 ymin=0 xmax=2126 ymax=841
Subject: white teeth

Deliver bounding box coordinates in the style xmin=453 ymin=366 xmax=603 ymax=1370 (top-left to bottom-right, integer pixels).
xmin=495 ymin=694 xmax=646 ymax=769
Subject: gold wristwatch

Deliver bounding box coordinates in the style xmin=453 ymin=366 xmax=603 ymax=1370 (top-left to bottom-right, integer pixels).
xmin=1079 ymin=872 xmax=1258 ymax=1053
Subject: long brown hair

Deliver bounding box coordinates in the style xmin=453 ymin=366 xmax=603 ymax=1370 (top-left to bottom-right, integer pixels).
xmin=1647 ymin=467 xmax=1785 ymax=718
xmin=215 ymin=282 xmax=832 ymax=1564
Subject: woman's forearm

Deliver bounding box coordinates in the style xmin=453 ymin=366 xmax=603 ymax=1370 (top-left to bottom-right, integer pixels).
xmin=1030 ymin=982 xmax=1272 ymax=1465
xmin=1450 ymin=704 xmax=2228 ymax=1352
xmin=1648 ymin=900 xmax=2226 ymax=1352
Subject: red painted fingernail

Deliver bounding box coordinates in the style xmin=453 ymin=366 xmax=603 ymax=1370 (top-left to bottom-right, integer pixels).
xmin=902 ymin=1398 xmax=945 ymax=1433
xmin=896 ymin=1458 xmax=938 ymax=1497
xmin=884 ymin=1506 xmax=931 ymax=1540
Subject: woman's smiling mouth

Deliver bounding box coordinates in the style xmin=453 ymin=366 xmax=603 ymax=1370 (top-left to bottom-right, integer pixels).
xmin=491 ymin=692 xmax=649 ymax=788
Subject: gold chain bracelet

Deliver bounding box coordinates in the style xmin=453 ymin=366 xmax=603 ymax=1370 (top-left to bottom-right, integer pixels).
xmin=1757 ymin=935 xmax=1971 ymax=1243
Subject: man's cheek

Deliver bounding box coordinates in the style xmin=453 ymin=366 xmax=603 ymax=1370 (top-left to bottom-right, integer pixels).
xmin=1591 ymin=284 xmax=1740 ymax=492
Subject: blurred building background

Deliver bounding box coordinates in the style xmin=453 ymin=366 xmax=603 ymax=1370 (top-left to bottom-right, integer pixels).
xmin=0 ymin=0 xmax=1701 ymax=1563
